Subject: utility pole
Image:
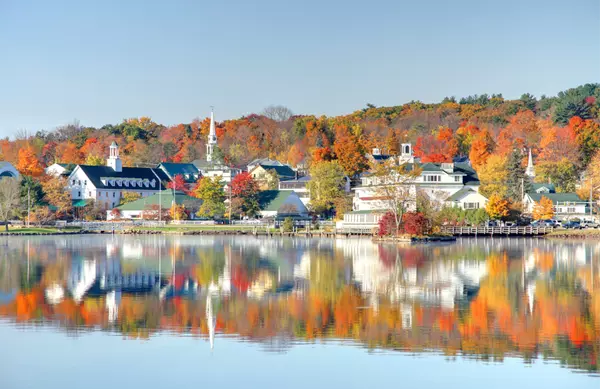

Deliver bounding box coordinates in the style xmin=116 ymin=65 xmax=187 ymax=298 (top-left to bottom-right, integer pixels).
xmin=228 ymin=183 xmax=232 ymax=224
xmin=27 ymin=186 xmax=31 ymax=228
xmin=590 ymin=178 xmax=593 ymax=220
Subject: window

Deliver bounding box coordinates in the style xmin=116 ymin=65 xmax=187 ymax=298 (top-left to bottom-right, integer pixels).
xmin=567 ymin=207 xmax=576 ymax=213
xmin=88 ymin=191 xmax=91 ymax=197
xmin=78 ymin=180 xmax=81 ymax=185
xmin=78 ymin=191 xmax=81 ymax=197
xmin=424 ymin=175 xmax=441 ymax=182
xmin=464 ymin=202 xmax=479 ymax=209
xmin=84 ymin=180 xmax=87 ymax=186
xmin=454 ymin=176 xmax=461 ymax=182
xmin=113 ymin=192 xmax=115 ymax=197
xmin=71 ymin=180 xmax=75 ymax=185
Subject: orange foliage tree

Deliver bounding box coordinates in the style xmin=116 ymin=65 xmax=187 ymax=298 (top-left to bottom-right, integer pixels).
xmin=16 ymin=145 xmax=44 ymax=176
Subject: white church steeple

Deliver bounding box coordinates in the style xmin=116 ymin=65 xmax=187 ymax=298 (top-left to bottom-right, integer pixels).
xmin=206 ymin=108 xmax=218 ymax=162
xmin=525 ymin=148 xmax=535 ymax=178
xmin=107 ymin=141 xmax=122 ymax=172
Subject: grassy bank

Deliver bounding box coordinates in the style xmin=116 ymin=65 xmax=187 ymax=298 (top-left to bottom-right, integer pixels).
xmin=546 ymin=229 xmax=600 ymax=239
xmin=0 ymin=227 xmax=83 ymax=234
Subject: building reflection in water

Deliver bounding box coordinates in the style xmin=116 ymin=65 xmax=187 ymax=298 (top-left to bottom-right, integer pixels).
xmin=0 ymin=235 xmax=598 ymax=373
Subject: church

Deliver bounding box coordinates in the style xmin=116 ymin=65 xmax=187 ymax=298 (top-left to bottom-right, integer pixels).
xmin=192 ymin=109 xmax=241 ymax=183
xmin=66 ymin=142 xmax=170 ymax=210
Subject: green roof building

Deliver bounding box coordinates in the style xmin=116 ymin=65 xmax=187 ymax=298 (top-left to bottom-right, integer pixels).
xmin=108 ymin=190 xmax=202 ymax=220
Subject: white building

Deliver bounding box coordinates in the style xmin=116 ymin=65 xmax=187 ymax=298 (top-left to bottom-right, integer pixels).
xmin=0 ymin=161 xmax=19 ymax=179
xmin=67 ymin=142 xmax=170 ymax=210
xmin=45 ymin=163 xmax=72 ymax=177
xmin=353 ymin=143 xmax=486 ymax=212
xmin=193 ymin=109 xmax=241 ymax=183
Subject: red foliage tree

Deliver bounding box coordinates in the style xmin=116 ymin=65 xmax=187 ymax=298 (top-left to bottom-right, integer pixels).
xmin=377 ymin=212 xmax=397 ymax=236
xmin=166 ymin=174 xmax=187 ymax=191
xmin=402 ymin=212 xmax=429 ymax=235
xmin=231 ymin=172 xmax=259 ymax=197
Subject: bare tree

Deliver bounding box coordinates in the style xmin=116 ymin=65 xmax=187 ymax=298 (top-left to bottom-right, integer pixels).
xmin=0 ymin=177 xmax=21 ymax=231
xmin=261 ymin=105 xmax=294 ymax=122
xmin=370 ymin=161 xmax=421 ymax=235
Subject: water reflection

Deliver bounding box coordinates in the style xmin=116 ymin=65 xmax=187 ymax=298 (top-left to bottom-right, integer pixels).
xmin=0 ymin=236 xmax=598 ymax=373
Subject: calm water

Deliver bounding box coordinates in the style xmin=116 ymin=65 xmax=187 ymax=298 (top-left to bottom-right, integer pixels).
xmin=0 ymin=235 xmax=598 ymax=388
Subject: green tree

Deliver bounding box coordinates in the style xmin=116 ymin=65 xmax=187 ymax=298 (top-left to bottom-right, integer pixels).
xmin=282 ymin=217 xmax=294 ymax=232
xmin=535 ymin=159 xmax=578 ymax=193
xmin=308 ymin=160 xmax=347 ymax=216
xmin=192 ymin=176 xmax=225 ymax=218
xmin=520 ymin=93 xmax=537 ymax=112
xmin=505 ymin=148 xmax=530 ymax=202
xmin=19 ymin=176 xmax=45 ymax=215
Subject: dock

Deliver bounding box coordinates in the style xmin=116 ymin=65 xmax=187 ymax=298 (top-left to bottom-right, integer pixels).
xmin=441 ymin=226 xmax=553 ymax=236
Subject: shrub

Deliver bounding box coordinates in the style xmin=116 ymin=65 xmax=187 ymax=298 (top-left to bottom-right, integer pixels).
xmin=282 ymin=217 xmax=294 ymax=232
xmin=402 ymin=212 xmax=429 ymax=235
xmin=378 ymin=212 xmax=397 ymax=236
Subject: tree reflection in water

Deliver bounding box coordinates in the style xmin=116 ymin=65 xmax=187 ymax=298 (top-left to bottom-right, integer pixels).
xmin=0 ymin=236 xmax=598 ymax=373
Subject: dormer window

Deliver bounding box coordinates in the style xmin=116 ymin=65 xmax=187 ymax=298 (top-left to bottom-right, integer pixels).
xmin=124 ymin=180 xmax=130 ymax=187
xmin=150 ymin=179 xmax=156 ymax=188
xmin=143 ymin=179 xmax=149 ymax=188
xmin=117 ymin=179 xmax=122 ymax=187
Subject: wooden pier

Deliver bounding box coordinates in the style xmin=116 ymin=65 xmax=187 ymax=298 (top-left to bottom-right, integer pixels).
xmin=441 ymin=226 xmax=553 ymax=236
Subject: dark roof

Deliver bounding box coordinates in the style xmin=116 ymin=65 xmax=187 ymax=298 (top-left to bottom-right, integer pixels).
xmin=527 ymin=193 xmax=583 ymax=204
xmin=259 ymin=164 xmax=296 ymax=178
xmin=76 ymin=165 xmax=170 ymax=190
xmin=371 ymin=154 xmax=392 ymax=161
xmin=118 ymin=190 xmax=202 ymax=211
xmin=531 ymin=183 xmax=556 ymax=193
xmin=280 ymin=175 xmax=311 ymax=183
xmin=158 ymin=163 xmax=200 ymax=183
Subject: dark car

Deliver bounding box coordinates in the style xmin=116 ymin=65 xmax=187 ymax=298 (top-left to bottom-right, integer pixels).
xmin=532 ymin=219 xmax=554 ymax=228
xmin=562 ymin=220 xmax=582 ymax=229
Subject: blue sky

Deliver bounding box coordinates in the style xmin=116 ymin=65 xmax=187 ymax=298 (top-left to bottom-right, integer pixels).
xmin=0 ymin=0 xmax=599 ymax=138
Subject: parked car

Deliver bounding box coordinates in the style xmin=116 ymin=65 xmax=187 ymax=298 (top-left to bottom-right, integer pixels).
xmin=580 ymin=220 xmax=599 ymax=228
xmin=531 ymin=219 xmax=554 ymax=228
xmin=562 ymin=220 xmax=582 ymax=229
xmin=504 ymin=221 xmax=516 ymax=227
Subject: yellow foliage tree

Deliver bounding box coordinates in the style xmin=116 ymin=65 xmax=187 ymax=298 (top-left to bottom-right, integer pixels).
xmin=486 ymin=194 xmax=510 ymax=220
xmin=85 ymin=154 xmax=104 ymax=166
xmin=532 ymin=196 xmax=554 ymax=220
xmin=477 ymin=154 xmax=508 ymax=198
xmin=170 ymin=203 xmax=187 ymax=221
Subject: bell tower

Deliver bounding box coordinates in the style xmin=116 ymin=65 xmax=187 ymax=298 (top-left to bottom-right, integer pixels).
xmin=107 ymin=141 xmax=122 ymax=172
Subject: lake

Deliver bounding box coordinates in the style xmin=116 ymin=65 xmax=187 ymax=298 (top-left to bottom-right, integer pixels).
xmin=0 ymin=235 xmax=598 ymax=388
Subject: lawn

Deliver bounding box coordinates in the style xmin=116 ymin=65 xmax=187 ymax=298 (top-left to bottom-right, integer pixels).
xmin=546 ymin=228 xmax=600 ymax=238
xmin=1 ymin=226 xmax=82 ymax=234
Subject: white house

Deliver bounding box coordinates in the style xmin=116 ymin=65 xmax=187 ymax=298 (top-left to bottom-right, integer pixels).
xmin=0 ymin=161 xmax=19 ymax=179
xmin=522 ymin=159 xmax=590 ymax=221
xmin=192 ymin=109 xmax=241 ymax=184
xmin=67 ymin=142 xmax=170 ymax=210
xmin=353 ymin=143 xmax=486 ymax=212
xmin=523 ymin=192 xmax=589 ymax=221
xmin=45 ymin=163 xmax=72 ymax=177
xmin=445 ymin=187 xmax=488 ymax=210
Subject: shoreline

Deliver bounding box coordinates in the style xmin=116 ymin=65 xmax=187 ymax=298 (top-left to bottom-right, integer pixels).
xmin=3 ymin=228 xmax=600 ymax=240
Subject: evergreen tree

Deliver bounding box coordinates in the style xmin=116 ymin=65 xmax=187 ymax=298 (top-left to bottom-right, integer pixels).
xmin=505 ymin=148 xmax=531 ymax=202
